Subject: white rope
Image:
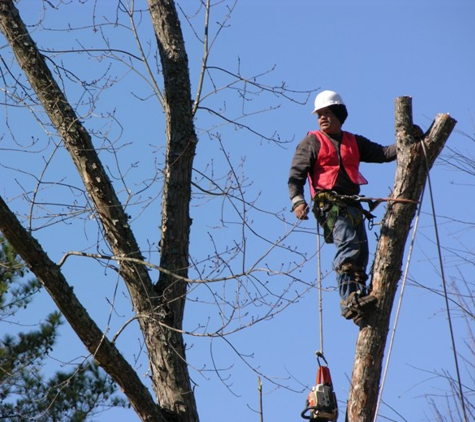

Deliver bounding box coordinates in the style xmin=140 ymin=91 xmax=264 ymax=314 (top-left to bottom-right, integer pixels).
xmin=316 ymin=222 xmax=324 ymax=354
xmin=373 ymin=186 xmax=424 ymax=421
xmin=375 ymin=138 xmax=467 ymax=421
xmin=421 ymin=141 xmax=468 ymax=421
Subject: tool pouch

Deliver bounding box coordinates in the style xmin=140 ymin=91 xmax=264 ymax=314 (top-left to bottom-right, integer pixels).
xmin=322 ymin=204 xmax=338 ymax=244
xmin=312 ymin=192 xmax=336 ymax=244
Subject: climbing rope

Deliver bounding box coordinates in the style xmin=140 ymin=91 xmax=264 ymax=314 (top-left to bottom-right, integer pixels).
xmin=373 ymin=185 xmax=424 ymax=421
xmin=374 ymin=139 xmax=468 ymax=422
xmin=420 ymin=141 xmax=468 ymax=421
xmin=316 ymin=222 xmax=324 ymax=354
xmin=328 ymin=192 xmax=418 ymax=212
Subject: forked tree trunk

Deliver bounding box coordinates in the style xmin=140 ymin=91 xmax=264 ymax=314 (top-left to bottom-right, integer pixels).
xmin=0 ymin=1 xmax=198 ymax=421
xmin=346 ymin=97 xmax=456 ymax=421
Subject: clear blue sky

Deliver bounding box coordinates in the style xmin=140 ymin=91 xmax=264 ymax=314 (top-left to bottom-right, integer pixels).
xmin=2 ymin=1 xmax=474 ymax=421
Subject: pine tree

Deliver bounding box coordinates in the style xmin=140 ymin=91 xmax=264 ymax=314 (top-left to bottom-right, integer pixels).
xmin=0 ymin=236 xmax=126 ymax=421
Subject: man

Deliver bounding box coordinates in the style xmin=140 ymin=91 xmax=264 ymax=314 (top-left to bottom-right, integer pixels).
xmin=288 ymin=90 xmax=398 ymax=325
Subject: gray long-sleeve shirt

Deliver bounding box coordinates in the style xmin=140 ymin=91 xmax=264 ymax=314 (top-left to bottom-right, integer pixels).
xmin=288 ymin=131 xmax=396 ymax=209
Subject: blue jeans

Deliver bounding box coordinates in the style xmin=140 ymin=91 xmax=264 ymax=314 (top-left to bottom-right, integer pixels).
xmin=316 ymin=204 xmax=369 ymax=304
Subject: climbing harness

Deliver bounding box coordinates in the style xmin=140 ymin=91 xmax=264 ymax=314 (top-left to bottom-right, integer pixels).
xmin=312 ymin=192 xmax=338 ymax=243
xmin=313 ymin=191 xmax=369 ymax=244
xmin=301 ymin=352 xmax=338 ymax=422
xmin=312 ymin=191 xmax=418 ymax=242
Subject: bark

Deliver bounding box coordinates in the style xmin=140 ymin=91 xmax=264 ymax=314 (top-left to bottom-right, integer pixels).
xmin=0 ymin=0 xmax=198 ymax=421
xmin=346 ymin=97 xmax=457 ymax=421
xmin=147 ymin=1 xmax=199 ymax=419
xmin=0 ymin=196 xmax=164 ymax=422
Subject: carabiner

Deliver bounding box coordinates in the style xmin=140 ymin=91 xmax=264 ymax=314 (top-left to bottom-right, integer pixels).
xmin=315 ymin=350 xmax=328 ymax=367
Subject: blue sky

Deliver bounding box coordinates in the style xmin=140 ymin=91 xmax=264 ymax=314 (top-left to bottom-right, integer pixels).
xmin=2 ymin=1 xmax=475 ymax=421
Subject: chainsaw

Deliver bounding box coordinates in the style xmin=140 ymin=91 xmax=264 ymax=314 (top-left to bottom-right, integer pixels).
xmin=301 ymin=352 xmax=338 ymax=422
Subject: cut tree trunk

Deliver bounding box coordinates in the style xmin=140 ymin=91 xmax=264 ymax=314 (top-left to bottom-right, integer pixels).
xmin=346 ymin=96 xmax=456 ymax=421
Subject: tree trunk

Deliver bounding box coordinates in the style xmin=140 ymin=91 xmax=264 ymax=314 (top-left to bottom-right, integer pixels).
xmin=346 ymin=97 xmax=456 ymax=421
xmin=147 ymin=1 xmax=199 ymax=420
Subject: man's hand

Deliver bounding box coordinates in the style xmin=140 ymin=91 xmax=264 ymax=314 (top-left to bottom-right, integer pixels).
xmin=294 ymin=203 xmax=309 ymax=220
xmin=413 ymin=124 xmax=424 ymax=140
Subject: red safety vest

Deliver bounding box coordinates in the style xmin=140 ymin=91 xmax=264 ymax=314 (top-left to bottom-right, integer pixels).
xmin=307 ymin=130 xmax=368 ymax=198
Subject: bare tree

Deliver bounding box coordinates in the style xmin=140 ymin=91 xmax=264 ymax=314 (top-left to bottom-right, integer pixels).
xmin=0 ymin=1 xmax=312 ymax=421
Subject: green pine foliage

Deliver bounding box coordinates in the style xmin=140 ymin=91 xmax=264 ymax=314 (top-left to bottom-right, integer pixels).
xmin=0 ymin=236 xmax=127 ymax=421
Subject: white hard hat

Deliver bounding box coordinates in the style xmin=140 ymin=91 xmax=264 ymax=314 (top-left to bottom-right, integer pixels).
xmin=312 ymin=90 xmax=345 ymax=114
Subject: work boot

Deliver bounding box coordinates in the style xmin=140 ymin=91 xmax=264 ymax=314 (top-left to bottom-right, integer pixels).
xmin=352 ymin=312 xmax=365 ymax=327
xmin=354 ymin=269 xmax=368 ymax=285
xmin=341 ymin=292 xmax=377 ymax=321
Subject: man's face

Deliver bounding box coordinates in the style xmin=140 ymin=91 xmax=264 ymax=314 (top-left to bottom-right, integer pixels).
xmin=317 ymin=107 xmax=342 ymax=135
